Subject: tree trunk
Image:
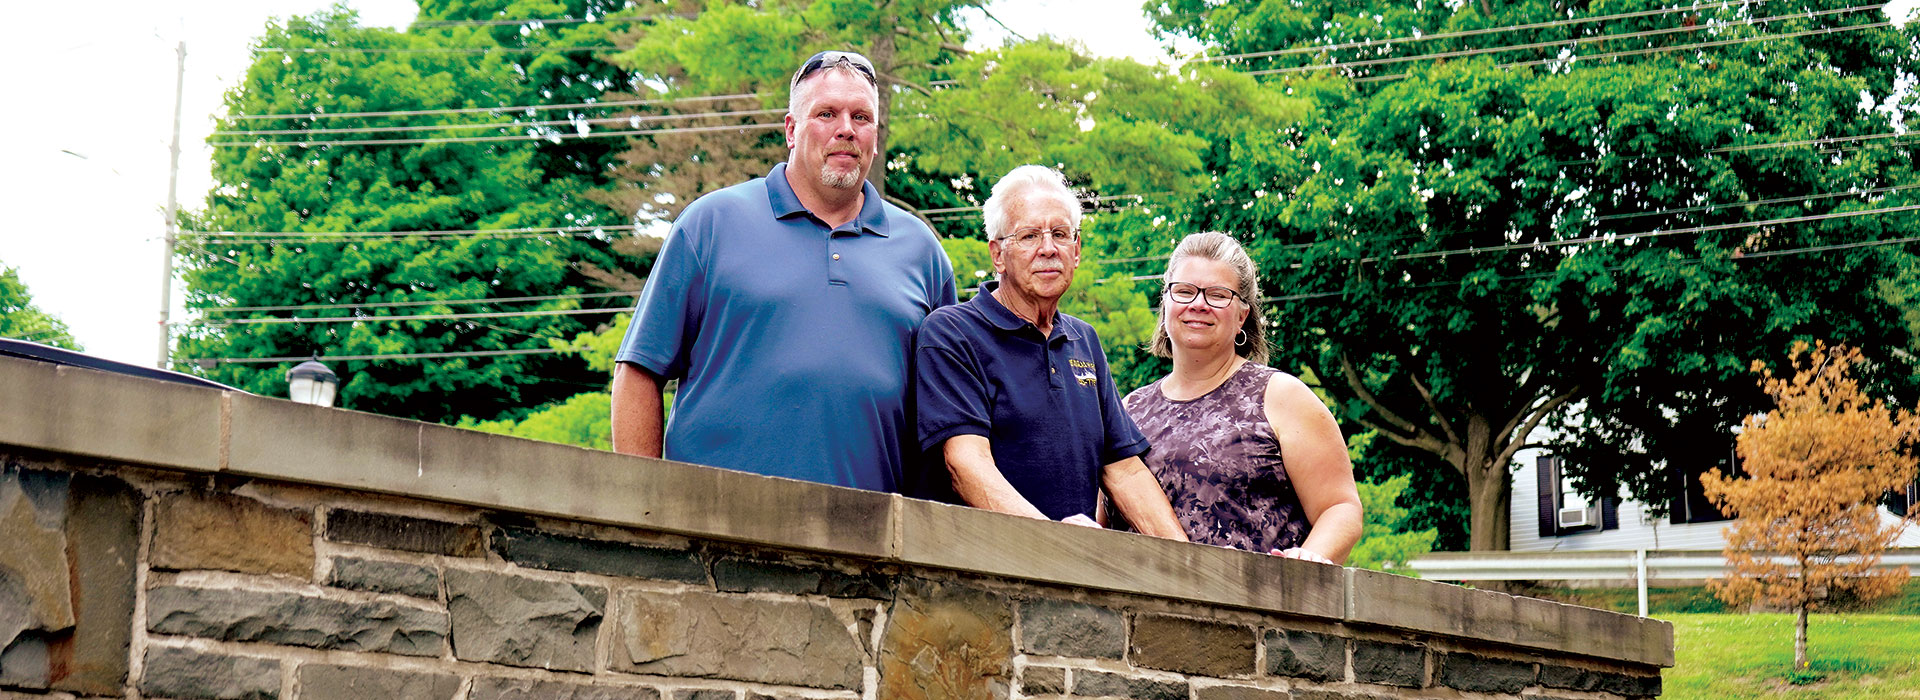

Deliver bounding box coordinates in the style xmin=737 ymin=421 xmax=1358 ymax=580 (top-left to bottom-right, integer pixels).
xmin=867 ymin=15 xmax=895 ymax=200
xmin=1794 ymin=605 xmax=1809 ymax=670
xmin=1462 ymin=414 xmax=1512 ymax=551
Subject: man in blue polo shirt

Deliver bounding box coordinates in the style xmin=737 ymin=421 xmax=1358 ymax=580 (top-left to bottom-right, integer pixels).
xmin=609 ymin=51 xmax=957 ymax=491
xmin=914 ymin=165 xmax=1186 ymax=540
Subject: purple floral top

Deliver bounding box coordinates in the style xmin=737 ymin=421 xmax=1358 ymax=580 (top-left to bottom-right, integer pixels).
xmin=1122 ymin=362 xmax=1310 ymax=553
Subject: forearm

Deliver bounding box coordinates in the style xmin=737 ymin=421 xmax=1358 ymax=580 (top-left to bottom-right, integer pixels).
xmin=943 ymin=435 xmax=1048 ymax=520
xmin=1103 ymin=459 xmax=1188 ymax=542
xmin=1297 ymin=502 xmax=1363 ymax=564
xmin=609 ymin=363 xmax=665 ymax=458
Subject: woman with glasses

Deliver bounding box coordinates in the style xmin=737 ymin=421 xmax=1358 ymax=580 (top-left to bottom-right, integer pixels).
xmin=1120 ymin=232 xmax=1363 ymax=563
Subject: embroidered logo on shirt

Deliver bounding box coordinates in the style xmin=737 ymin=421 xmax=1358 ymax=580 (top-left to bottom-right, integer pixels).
xmin=1069 ymin=358 xmax=1097 ymax=386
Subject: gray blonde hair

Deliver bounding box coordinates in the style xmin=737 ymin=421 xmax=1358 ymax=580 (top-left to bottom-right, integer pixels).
xmin=1149 ymin=232 xmax=1269 ymax=364
xmin=787 ymin=64 xmax=880 ymax=117
xmin=983 ymin=165 xmax=1082 ymax=243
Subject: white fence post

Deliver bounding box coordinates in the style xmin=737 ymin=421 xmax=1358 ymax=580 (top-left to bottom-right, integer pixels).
xmin=1636 ymin=549 xmax=1648 ymax=618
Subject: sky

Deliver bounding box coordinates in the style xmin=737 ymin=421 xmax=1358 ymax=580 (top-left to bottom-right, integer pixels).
xmin=0 ymin=1 xmax=1914 ymax=368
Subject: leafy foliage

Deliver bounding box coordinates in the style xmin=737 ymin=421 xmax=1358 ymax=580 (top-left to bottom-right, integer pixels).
xmin=1347 ymin=472 xmax=1440 ymax=574
xmin=0 ymin=263 xmax=81 ymax=350
xmin=1148 ymin=0 xmax=1920 ymax=549
xmin=178 ymin=3 xmax=645 ymax=424
xmin=1703 ymin=342 xmax=1919 ymax=669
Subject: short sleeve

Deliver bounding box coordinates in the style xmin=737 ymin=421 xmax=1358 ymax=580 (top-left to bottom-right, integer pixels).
xmin=1092 ymin=328 xmax=1149 ymax=465
xmin=614 ymin=217 xmax=705 ymax=378
xmin=913 ymin=314 xmax=992 ymax=453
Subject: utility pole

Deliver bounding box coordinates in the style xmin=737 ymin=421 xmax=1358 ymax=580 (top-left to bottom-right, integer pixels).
xmin=158 ymin=41 xmax=185 ymax=369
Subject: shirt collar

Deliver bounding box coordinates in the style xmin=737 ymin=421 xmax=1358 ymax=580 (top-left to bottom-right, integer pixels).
xmin=765 ymin=163 xmax=892 ymax=237
xmin=971 ymin=281 xmax=1082 ymax=342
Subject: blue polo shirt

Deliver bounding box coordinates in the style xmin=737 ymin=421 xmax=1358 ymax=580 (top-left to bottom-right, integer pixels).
xmin=616 ymin=163 xmax=957 ymax=492
xmin=912 ymin=281 xmax=1149 ymax=519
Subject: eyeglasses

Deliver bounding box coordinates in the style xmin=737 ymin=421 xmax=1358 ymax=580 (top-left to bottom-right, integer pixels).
xmin=1165 ymin=282 xmax=1243 ymax=308
xmin=1003 ymin=226 xmax=1078 ymax=249
xmin=791 ymin=50 xmax=878 ymax=90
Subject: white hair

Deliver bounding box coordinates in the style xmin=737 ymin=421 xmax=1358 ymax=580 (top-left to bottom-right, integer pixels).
xmin=983 ymin=165 xmax=1082 ymax=242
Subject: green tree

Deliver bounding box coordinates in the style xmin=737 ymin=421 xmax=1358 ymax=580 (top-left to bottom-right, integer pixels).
xmin=1149 ymin=0 xmax=1920 ymax=549
xmin=1348 ymin=472 xmax=1441 ymax=575
xmin=0 ymin=264 xmax=81 ymax=350
xmin=179 ymin=3 xmax=645 ymax=424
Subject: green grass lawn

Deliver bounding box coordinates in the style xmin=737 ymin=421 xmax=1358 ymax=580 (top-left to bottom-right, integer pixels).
xmin=1663 ymin=613 xmax=1920 ymax=699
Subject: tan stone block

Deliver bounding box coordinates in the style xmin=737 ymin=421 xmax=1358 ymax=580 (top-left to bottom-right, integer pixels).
xmin=150 ymin=491 xmax=313 ymax=578
xmin=877 ymin=577 xmax=1013 ymax=699
xmin=895 ymin=498 xmax=1343 ymax=619
xmin=0 ymin=473 xmax=75 ymax=632
xmin=0 ymin=358 xmax=221 ymax=472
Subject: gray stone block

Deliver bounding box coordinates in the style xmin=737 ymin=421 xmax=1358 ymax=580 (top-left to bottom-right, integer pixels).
xmin=0 ymin=466 xmax=71 ymax=691
xmin=711 ymin=557 xmax=821 ymax=594
xmin=0 ymin=358 xmax=223 ymax=473
xmin=1021 ymin=665 xmax=1068 ymax=695
xmin=327 ymin=557 xmax=440 ymax=600
xmin=1435 ymin=652 xmax=1535 ymax=694
xmin=1347 ymin=568 xmax=1673 ymax=667
xmin=1541 ymin=663 xmax=1660 ymax=695
xmin=1017 ymin=598 xmax=1125 ymax=659
xmin=445 ymin=569 xmax=603 ymax=672
xmin=817 ymin=569 xmax=892 ymax=599
xmin=469 ymin=678 xmax=661 ymax=700
xmin=138 ymin=646 xmax=279 ymax=700
xmin=325 ymin=510 xmax=483 ymax=557
xmin=1071 ymin=670 xmax=1186 ymax=700
xmin=1193 ymin=685 xmax=1287 ymax=700
xmin=611 ymin=588 xmax=863 ymax=690
xmin=0 ymin=631 xmax=50 ymax=689
xmin=1290 ymin=690 xmax=1395 ymax=700
xmin=1351 ymin=640 xmax=1425 ymax=688
xmin=151 ymin=491 xmax=313 ymax=579
xmin=296 ymin=664 xmax=459 ymax=700
xmin=1130 ymin=613 xmax=1255 ymax=677
xmin=491 ymin=526 xmax=706 ymax=583
xmin=878 ymin=578 xmax=1013 ymax=698
xmin=1265 ymin=628 xmax=1344 ymax=682
xmin=54 ymin=473 xmax=141 ymax=695
xmin=145 ymin=585 xmax=448 ymax=657
xmin=670 ymin=691 xmax=736 ymax=700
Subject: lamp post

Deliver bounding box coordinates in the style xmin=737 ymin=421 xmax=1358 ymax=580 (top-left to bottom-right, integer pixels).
xmin=286 ymin=360 xmax=339 ymax=407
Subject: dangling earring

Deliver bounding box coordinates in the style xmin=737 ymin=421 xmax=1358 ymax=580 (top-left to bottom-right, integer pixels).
xmin=1235 ymin=329 xmax=1248 ymax=345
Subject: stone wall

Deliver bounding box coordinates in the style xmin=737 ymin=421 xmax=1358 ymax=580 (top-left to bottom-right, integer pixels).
xmin=0 ymin=357 xmax=1671 ymax=700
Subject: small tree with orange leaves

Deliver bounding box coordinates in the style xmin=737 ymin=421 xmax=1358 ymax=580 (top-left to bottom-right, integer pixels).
xmin=1702 ymin=342 xmax=1919 ymax=671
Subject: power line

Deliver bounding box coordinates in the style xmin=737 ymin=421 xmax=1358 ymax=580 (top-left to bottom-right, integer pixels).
xmin=201 ymin=290 xmax=642 ymax=315
xmin=185 ymin=306 xmax=630 ymax=328
xmin=229 ymin=92 xmax=764 ymax=121
xmin=1358 ymin=203 xmax=1920 ymax=264
xmin=1592 ymin=183 xmax=1920 ymax=222
xmin=1350 ymin=20 xmax=1894 ymax=82
xmin=1199 ymin=0 xmax=1770 ymax=63
xmin=257 ymin=45 xmax=622 ymax=54
xmin=210 ymin=121 xmax=783 ymax=148
xmin=212 ymin=108 xmax=784 ymax=137
xmin=1244 ymin=4 xmax=1876 ymax=76
xmin=408 ymin=11 xmax=697 ymax=28
xmin=184 ymin=224 xmax=638 ymax=238
xmin=186 ymin=346 xmax=585 ymax=365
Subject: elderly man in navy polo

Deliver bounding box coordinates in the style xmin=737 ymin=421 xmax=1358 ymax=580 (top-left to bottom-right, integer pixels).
xmin=913 ymin=165 xmax=1187 ymax=540
xmin=609 ymin=50 xmax=957 ymax=491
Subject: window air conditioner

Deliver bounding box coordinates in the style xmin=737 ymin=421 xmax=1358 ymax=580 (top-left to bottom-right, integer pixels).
xmin=1557 ymin=506 xmax=1594 ymax=529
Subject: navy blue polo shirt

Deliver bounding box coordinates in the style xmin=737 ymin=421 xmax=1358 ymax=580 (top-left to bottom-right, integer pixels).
xmin=616 ymin=163 xmax=957 ymax=492
xmin=913 ymin=281 xmax=1149 ymax=519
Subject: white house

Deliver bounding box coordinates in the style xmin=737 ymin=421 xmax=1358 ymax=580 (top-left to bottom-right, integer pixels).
xmin=1508 ymin=453 xmax=1920 ymax=551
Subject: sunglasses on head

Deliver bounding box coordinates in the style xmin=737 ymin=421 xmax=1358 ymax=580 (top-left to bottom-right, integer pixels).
xmin=791 ymin=50 xmax=878 ymax=90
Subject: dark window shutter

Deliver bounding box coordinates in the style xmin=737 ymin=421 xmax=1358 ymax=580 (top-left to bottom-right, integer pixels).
xmin=1671 ymin=468 xmax=1688 ymax=525
xmin=1536 ymin=455 xmax=1559 ymax=537
xmin=1600 ymin=496 xmax=1620 ymax=530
